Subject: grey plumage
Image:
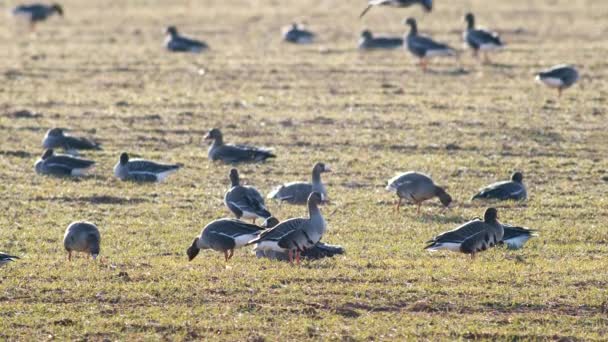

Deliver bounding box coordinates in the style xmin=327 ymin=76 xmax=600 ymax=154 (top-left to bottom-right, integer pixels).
xmin=63 ymin=221 xmax=101 ymax=261
xmin=282 ymin=23 xmax=315 ymax=44
xmin=224 ymin=168 xmax=272 ymax=222
xmin=386 ymin=171 xmax=452 ymax=212
xmin=472 ymin=172 xmax=527 ymax=201
xmin=535 ymin=65 xmax=579 ymax=97
xmin=404 ymin=18 xmax=456 ymax=70
xmin=205 ymin=128 xmax=275 ymax=164
xmin=256 ymin=242 xmax=345 ymax=261
xmin=358 ymin=30 xmax=403 ymax=50
xmin=360 ymin=0 xmax=432 ymax=18
xmin=34 ymin=149 xmax=95 ymax=177
xmin=0 ymin=252 xmax=20 ymax=267
xmin=113 ymin=152 xmax=180 ymax=182
xmin=13 ymin=3 xmax=63 ymax=23
xmin=268 ymin=162 xmax=331 ymax=205
xmin=463 ymin=13 xmax=503 ymax=62
xmin=164 ymin=26 xmax=208 ymax=53
xmin=42 ymin=128 xmax=101 ymax=154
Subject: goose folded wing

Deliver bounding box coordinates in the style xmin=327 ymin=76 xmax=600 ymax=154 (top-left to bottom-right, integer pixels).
xmin=252 ymin=218 xmax=306 ymax=243
xmin=468 ymin=29 xmax=501 ymax=46
xmin=127 ymin=160 xmax=177 ymax=173
xmin=48 ymin=156 xmax=95 ymax=169
xmin=474 ymin=181 xmax=524 ymax=200
xmin=63 ymin=136 xmax=100 ymax=150
xmin=426 ymin=220 xmax=486 ymax=245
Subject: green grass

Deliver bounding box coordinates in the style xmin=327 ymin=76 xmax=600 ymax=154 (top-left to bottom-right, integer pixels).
xmin=1 ymin=0 xmax=608 ymax=340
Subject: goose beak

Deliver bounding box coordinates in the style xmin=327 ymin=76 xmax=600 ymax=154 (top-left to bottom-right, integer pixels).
xmin=92 ymin=254 xmax=98 ymax=260
xmin=324 ymin=165 xmax=332 ymax=172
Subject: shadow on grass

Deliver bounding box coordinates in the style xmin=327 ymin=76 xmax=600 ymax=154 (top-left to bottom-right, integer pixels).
xmin=31 ymin=195 xmax=148 ymax=205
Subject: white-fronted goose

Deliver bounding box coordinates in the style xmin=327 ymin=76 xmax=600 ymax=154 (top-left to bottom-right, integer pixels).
xmin=386 ymin=171 xmax=451 ymax=213
xmin=113 ymin=152 xmax=180 ymax=182
xmin=13 ymin=3 xmax=63 ymax=30
xmin=186 ymin=218 xmax=266 ymax=262
xmin=268 ymin=162 xmax=331 ymax=204
xmin=472 ymin=172 xmax=527 ymax=201
xmin=42 ymin=128 xmax=101 ymax=155
xmin=535 ymin=65 xmax=579 ymax=97
xmin=360 ymin=0 xmax=432 ymax=18
xmin=205 ymin=128 xmax=275 ymax=164
xmin=282 ymin=23 xmax=315 ymax=44
xmin=34 ymin=149 xmax=95 ymax=177
xmin=463 ymin=13 xmax=503 ymax=63
xmin=224 ymin=168 xmax=272 ymax=223
xmin=359 ymin=30 xmax=404 ymax=50
xmin=0 ymin=253 xmax=20 ymax=267
xmin=404 ymin=17 xmax=456 ymax=71
xmin=164 ymin=26 xmax=208 ymax=53
xmin=63 ymin=221 xmax=101 ymax=261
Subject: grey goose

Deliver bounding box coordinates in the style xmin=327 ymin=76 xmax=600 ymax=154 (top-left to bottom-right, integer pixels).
xmin=63 ymin=221 xmax=101 ymax=261
xmin=358 ymin=30 xmax=403 ymax=50
xmin=404 ymin=17 xmax=456 ymax=71
xmin=463 ymin=13 xmax=503 ymax=63
xmin=268 ymin=162 xmax=331 ymax=205
xmin=282 ymin=23 xmax=315 ymax=44
xmin=224 ymin=168 xmax=272 ymax=223
xmin=535 ymin=65 xmax=579 ymax=97
xmin=113 ymin=152 xmax=180 ymax=182
xmin=360 ymin=0 xmax=432 ymax=18
xmin=165 ymin=26 xmax=208 ymax=53
xmin=34 ymin=149 xmax=95 ymax=177
xmin=13 ymin=3 xmax=63 ymax=30
xmin=42 ymin=128 xmax=101 ymax=155
xmin=386 ymin=171 xmax=452 ymax=213
xmin=471 ymin=172 xmax=527 ymax=201
xmin=205 ymin=128 xmax=275 ymax=163
xmin=0 ymin=253 xmax=20 ymax=267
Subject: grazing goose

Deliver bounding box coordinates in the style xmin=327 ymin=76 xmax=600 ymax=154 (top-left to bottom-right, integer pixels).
xmin=358 ymin=30 xmax=404 ymax=50
xmin=0 ymin=253 xmax=20 ymax=267
xmin=42 ymin=128 xmax=101 ymax=155
xmin=425 ymin=208 xmax=504 ymax=259
xmin=386 ymin=171 xmax=452 ymax=213
xmin=268 ymin=162 xmax=331 ymax=204
xmin=224 ymin=168 xmax=272 ymax=223
xmin=205 ymin=128 xmax=275 ymax=163
xmin=63 ymin=221 xmax=101 ymax=261
xmin=113 ymin=152 xmax=180 ymax=182
xmin=248 ymin=192 xmax=327 ymax=264
xmin=463 ymin=13 xmax=503 ymax=63
xmin=360 ymin=0 xmax=432 ymax=18
xmin=12 ymin=3 xmax=63 ymax=30
xmin=535 ymin=65 xmax=579 ymax=97
xmin=186 ymin=218 xmax=266 ymax=262
xmin=282 ymin=23 xmax=315 ymax=44
xmin=471 ymin=172 xmax=527 ymax=201
xmin=404 ymin=17 xmax=456 ymax=71
xmin=34 ymin=149 xmax=95 ymax=177
xmin=164 ymin=26 xmax=208 ymax=53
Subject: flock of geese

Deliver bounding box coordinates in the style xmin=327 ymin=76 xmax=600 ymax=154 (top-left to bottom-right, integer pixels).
xmin=6 ymin=0 xmax=585 ymax=267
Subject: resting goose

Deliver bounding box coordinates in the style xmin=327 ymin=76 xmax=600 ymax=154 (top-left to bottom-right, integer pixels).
xmin=359 ymin=30 xmax=404 ymax=50
xmin=360 ymin=0 xmax=432 ymax=18
xmin=282 ymin=23 xmax=315 ymax=44
xmin=268 ymin=162 xmax=331 ymax=204
xmin=248 ymin=192 xmax=327 ymax=264
xmin=205 ymin=128 xmax=275 ymax=163
xmin=186 ymin=218 xmax=266 ymax=262
xmin=404 ymin=17 xmax=456 ymax=70
xmin=386 ymin=171 xmax=451 ymax=213
xmin=0 ymin=253 xmax=20 ymax=267
xmin=13 ymin=3 xmax=63 ymax=30
xmin=113 ymin=152 xmax=180 ymax=182
xmin=164 ymin=26 xmax=208 ymax=53
xmin=224 ymin=168 xmax=272 ymax=223
xmin=425 ymin=208 xmax=504 ymax=259
xmin=63 ymin=221 xmax=101 ymax=261
xmin=535 ymin=65 xmax=579 ymax=97
xmin=471 ymin=172 xmax=527 ymax=201
xmin=34 ymin=149 xmax=95 ymax=177
xmin=463 ymin=13 xmax=503 ymax=63
xmin=42 ymin=128 xmax=101 ymax=155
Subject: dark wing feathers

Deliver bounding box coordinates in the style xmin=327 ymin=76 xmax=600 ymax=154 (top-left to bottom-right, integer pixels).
xmin=217 ymin=145 xmax=275 ymax=163
xmin=47 ymin=156 xmax=95 ymax=169
xmin=127 ymin=160 xmax=179 ymax=173
xmin=63 ymin=136 xmax=101 ymax=150
xmin=467 ymin=29 xmax=502 ymax=48
xmin=472 ymin=181 xmax=524 ymax=200
xmin=249 ymin=218 xmax=306 ymax=244
xmin=425 ymin=220 xmax=485 ymax=245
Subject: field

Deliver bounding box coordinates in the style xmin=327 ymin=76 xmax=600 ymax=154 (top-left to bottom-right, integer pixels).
xmin=1 ymin=0 xmax=608 ymax=340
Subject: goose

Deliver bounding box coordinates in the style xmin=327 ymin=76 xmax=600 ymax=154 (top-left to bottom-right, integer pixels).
xmin=224 ymin=168 xmax=272 ymax=223
xmin=471 ymin=172 xmax=527 ymax=201
xmin=535 ymin=65 xmax=579 ymax=97
xmin=42 ymin=128 xmax=101 ymax=155
xmin=268 ymin=162 xmax=331 ymax=204
xmin=34 ymin=149 xmax=95 ymax=177
xmin=282 ymin=23 xmax=315 ymax=44
xmin=501 ymin=224 xmax=538 ymax=250
xmin=113 ymin=152 xmax=180 ymax=182
xmin=386 ymin=171 xmax=452 ymax=213
xmin=186 ymin=218 xmax=268 ymax=262
xmin=404 ymin=17 xmax=456 ymax=71
xmin=360 ymin=0 xmax=432 ymax=18
xmin=248 ymin=192 xmax=327 ymax=264
xmin=358 ymin=30 xmax=404 ymax=50
xmin=0 ymin=253 xmax=20 ymax=267
xmin=13 ymin=3 xmax=63 ymax=30
xmin=463 ymin=13 xmax=503 ymax=63
xmin=205 ymin=128 xmax=275 ymax=163
xmin=164 ymin=26 xmax=208 ymax=53
xmin=425 ymin=208 xmax=504 ymax=259
xmin=63 ymin=221 xmax=101 ymax=261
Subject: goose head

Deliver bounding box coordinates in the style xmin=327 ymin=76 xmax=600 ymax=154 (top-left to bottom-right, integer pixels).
xmin=229 ymin=168 xmax=240 ymax=186
xmin=511 ymin=171 xmax=524 ymax=183
xmin=204 ymin=128 xmax=223 ymax=143
xmin=435 ymin=186 xmax=452 ymax=207
xmin=46 ymin=128 xmax=64 ymax=137
xmin=464 ymin=12 xmax=475 ymax=29
xmin=119 ymin=152 xmax=130 ymax=165
xmin=186 ymin=238 xmax=200 ymax=261
xmin=483 ymin=207 xmax=499 ymax=223
xmin=262 ymin=217 xmax=280 ymax=229
xmin=165 ymin=26 xmax=178 ymax=37
xmin=51 ymin=3 xmax=64 ymax=16
xmin=361 ymin=30 xmax=373 ymax=40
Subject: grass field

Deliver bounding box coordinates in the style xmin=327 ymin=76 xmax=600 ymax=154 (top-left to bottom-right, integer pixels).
xmin=1 ymin=0 xmax=608 ymax=340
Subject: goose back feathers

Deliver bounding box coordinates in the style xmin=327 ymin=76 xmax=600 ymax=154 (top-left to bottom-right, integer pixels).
xmin=34 ymin=149 xmax=95 ymax=177
xmin=205 ymin=128 xmax=275 ymax=163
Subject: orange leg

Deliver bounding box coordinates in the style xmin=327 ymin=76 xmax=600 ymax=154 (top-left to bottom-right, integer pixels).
xmin=224 ymin=250 xmax=229 ymax=262
xmin=416 ymin=202 xmax=421 ymax=215
xmin=288 ymin=250 xmax=294 ymax=264
xmin=228 ymin=249 xmax=234 ymax=260
xmin=395 ymin=198 xmax=402 ymax=212
xmin=419 ymin=59 xmax=428 ymax=71
xmin=470 ymin=253 xmax=476 ymax=260
xmin=67 ymin=251 xmax=72 ymax=261
xmin=295 ymin=250 xmax=301 ymax=265
xmin=558 ymin=88 xmax=562 ymax=98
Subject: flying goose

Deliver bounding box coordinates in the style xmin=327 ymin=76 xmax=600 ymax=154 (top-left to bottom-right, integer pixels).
xmin=360 ymin=0 xmax=432 ymax=18
xmin=463 ymin=13 xmax=503 ymax=63
xmin=358 ymin=30 xmax=404 ymax=50
xmin=113 ymin=152 xmax=181 ymax=182
xmin=282 ymin=23 xmax=315 ymax=44
xmin=535 ymin=65 xmax=579 ymax=97
xmin=164 ymin=26 xmax=208 ymax=53
xmin=386 ymin=171 xmax=452 ymax=213
xmin=404 ymin=17 xmax=456 ymax=71
xmin=471 ymin=172 xmax=527 ymax=201
xmin=0 ymin=253 xmax=20 ymax=267
xmin=224 ymin=168 xmax=272 ymax=223
xmin=13 ymin=3 xmax=63 ymax=30
xmin=42 ymin=128 xmax=101 ymax=155
xmin=268 ymin=162 xmax=331 ymax=205
xmin=63 ymin=221 xmax=101 ymax=261
xmin=34 ymin=149 xmax=95 ymax=177
xmin=186 ymin=218 xmax=267 ymax=262
xmin=425 ymin=208 xmax=504 ymax=259
xmin=248 ymin=192 xmax=327 ymax=264
xmin=205 ymin=128 xmax=275 ymax=163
